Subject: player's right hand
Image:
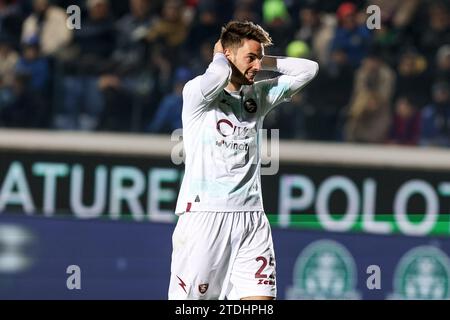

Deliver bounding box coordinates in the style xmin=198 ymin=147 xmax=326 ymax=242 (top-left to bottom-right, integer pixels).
xmin=213 ymin=39 xmax=224 ymax=55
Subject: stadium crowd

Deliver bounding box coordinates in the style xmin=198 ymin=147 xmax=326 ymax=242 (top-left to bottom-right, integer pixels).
xmin=0 ymin=0 xmax=449 ymax=147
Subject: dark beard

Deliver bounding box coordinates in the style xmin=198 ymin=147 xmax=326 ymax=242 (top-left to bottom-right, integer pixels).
xmin=228 ymin=59 xmax=252 ymax=85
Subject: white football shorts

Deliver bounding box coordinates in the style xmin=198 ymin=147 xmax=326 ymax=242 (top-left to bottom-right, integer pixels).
xmin=168 ymin=211 xmax=276 ymax=300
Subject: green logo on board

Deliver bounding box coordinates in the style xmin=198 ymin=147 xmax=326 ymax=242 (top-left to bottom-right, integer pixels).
xmin=286 ymin=240 xmax=360 ymax=299
xmin=389 ymin=246 xmax=450 ymax=300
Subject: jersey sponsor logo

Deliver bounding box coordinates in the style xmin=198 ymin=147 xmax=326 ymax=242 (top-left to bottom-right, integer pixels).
xmin=198 ymin=283 xmax=209 ymax=294
xmin=244 ymin=98 xmax=258 ymax=113
xmin=216 ymin=119 xmax=257 ymax=138
xmin=215 ymin=119 xmax=252 ymax=152
xmin=388 ymin=246 xmax=450 ymax=300
xmin=215 ymin=139 xmax=249 ymax=151
xmin=286 ymin=240 xmax=360 ymax=299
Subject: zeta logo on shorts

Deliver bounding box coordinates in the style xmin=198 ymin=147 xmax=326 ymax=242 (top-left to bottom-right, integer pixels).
xmin=198 ymin=284 xmax=209 ymax=294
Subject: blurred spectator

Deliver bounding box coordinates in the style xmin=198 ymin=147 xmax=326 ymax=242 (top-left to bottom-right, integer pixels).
xmin=145 ymin=0 xmax=191 ymax=62
xmin=56 ymin=0 xmax=115 ymax=130
xmin=388 ymin=96 xmax=421 ymax=145
xmin=289 ymin=0 xmax=355 ymax=14
xmin=435 ymin=44 xmax=450 ymax=84
xmin=106 ymin=0 xmax=134 ymax=18
xmin=263 ymin=0 xmax=289 ymax=25
xmin=97 ymin=0 xmax=170 ymax=131
xmin=344 ymin=90 xmax=391 ymax=143
xmin=262 ymin=0 xmax=293 ymax=55
xmin=0 ymin=0 xmax=23 ymax=47
xmin=420 ymin=82 xmax=450 ymax=147
xmin=195 ymin=0 xmax=233 ymax=27
xmin=370 ymin=0 xmax=420 ymax=29
xmin=96 ymin=73 xmax=133 ymax=131
xmin=368 ymin=0 xmax=420 ymax=67
xmin=0 ymin=0 xmax=450 ymax=151
xmin=15 ymin=35 xmax=49 ymax=92
xmin=395 ymin=48 xmax=431 ymax=108
xmin=146 ymin=66 xmax=193 ymax=133
xmin=0 ymin=33 xmax=18 ymax=87
xmin=329 ymin=2 xmax=372 ymax=69
xmin=21 ymin=0 xmax=72 ymax=57
xmin=69 ymin=0 xmax=115 ymax=71
xmin=351 ymin=50 xmax=396 ymax=109
xmin=97 ymin=45 xmax=172 ymax=132
xmin=340 ymin=48 xmax=397 ymax=141
xmin=308 ymin=46 xmax=354 ymax=141
xmin=0 ymin=72 xmax=46 ymax=127
xmin=419 ymin=1 xmax=450 ymax=61
xmin=286 ymin=40 xmax=311 ymax=59
xmin=268 ymin=39 xmax=313 ymax=140
xmin=269 ymin=92 xmax=312 ymax=140
xmin=92 ymin=0 xmax=157 ymax=132
xmin=233 ymin=2 xmax=260 ymax=23
xmin=186 ymin=1 xmax=222 ymax=54
xmin=293 ymin=3 xmax=336 ymax=66
xmin=110 ymin=0 xmax=156 ymax=75
xmin=189 ymin=39 xmax=213 ymax=76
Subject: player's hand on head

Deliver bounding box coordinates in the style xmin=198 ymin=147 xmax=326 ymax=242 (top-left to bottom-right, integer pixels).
xmin=213 ymin=39 xmax=224 ymax=55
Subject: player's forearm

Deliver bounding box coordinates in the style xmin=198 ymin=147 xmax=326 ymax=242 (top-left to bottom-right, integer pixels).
xmin=200 ymin=53 xmax=232 ymax=99
xmin=262 ymin=55 xmax=319 ymax=78
xmin=261 ymin=55 xmax=319 ymax=93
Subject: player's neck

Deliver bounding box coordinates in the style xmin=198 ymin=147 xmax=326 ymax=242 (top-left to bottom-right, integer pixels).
xmin=226 ymin=81 xmax=242 ymax=93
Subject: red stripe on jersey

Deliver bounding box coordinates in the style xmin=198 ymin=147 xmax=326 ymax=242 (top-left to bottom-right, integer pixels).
xmin=186 ymin=202 xmax=192 ymax=212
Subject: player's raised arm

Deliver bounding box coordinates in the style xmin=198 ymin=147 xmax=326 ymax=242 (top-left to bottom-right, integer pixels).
xmin=257 ymin=56 xmax=319 ymax=113
xmin=198 ymin=40 xmax=233 ymax=101
xmin=182 ymin=40 xmax=232 ymax=118
xmin=262 ymin=55 xmax=319 ymax=93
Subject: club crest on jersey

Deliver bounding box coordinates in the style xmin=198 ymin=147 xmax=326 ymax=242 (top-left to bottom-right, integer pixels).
xmin=244 ymin=98 xmax=257 ymax=113
xmin=198 ymin=284 xmax=209 ymax=294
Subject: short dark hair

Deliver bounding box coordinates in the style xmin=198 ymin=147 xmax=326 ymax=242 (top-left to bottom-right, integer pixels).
xmin=220 ymin=20 xmax=273 ymax=50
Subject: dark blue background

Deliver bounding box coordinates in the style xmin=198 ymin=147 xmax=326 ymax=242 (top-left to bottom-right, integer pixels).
xmin=1 ymin=215 xmax=449 ymax=299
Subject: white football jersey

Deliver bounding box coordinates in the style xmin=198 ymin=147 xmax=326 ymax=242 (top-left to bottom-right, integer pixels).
xmin=175 ymin=53 xmax=318 ymax=214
